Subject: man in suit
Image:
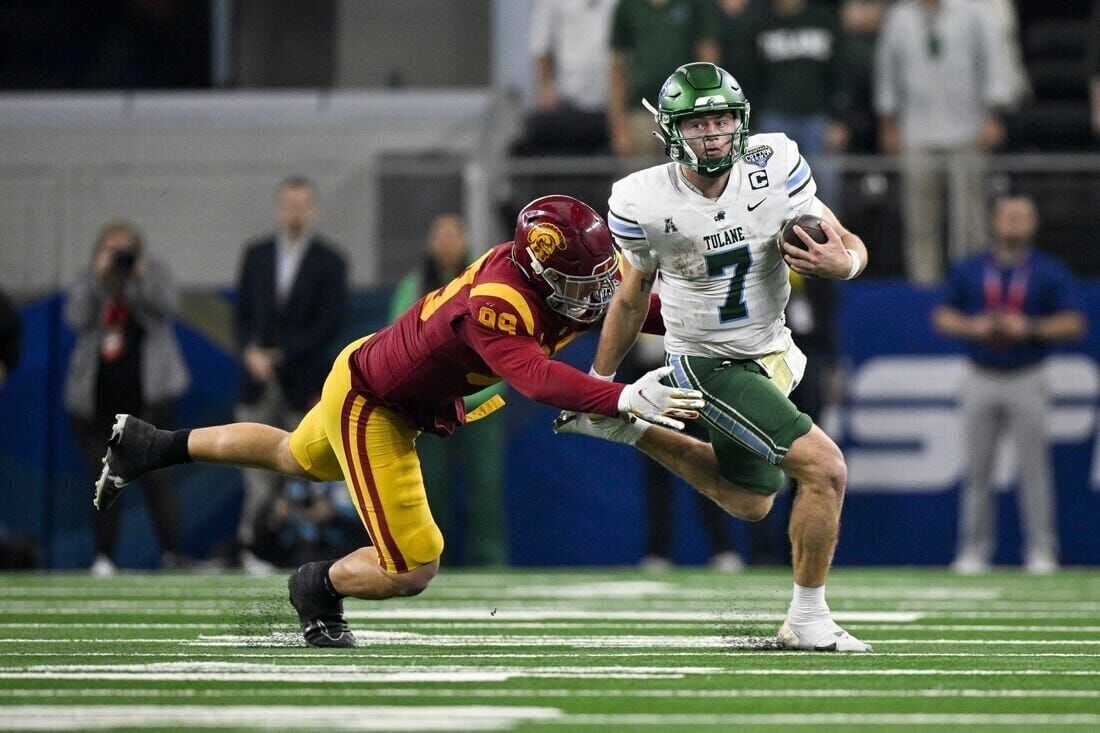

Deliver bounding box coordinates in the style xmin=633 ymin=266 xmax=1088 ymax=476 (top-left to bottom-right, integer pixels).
xmin=234 ymin=175 xmax=348 ymax=573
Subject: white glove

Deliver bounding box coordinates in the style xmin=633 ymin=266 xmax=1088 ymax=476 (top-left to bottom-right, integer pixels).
xmin=617 ymin=365 xmax=704 ymax=431
xmin=553 ymin=410 xmax=652 ymax=446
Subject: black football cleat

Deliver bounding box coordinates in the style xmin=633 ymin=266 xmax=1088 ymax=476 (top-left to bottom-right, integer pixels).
xmin=95 ymin=414 xmax=162 ymax=511
xmin=288 ymin=563 xmax=357 ymax=648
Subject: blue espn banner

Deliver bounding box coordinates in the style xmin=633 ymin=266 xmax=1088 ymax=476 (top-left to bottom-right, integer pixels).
xmin=507 ymin=282 xmax=1100 ymax=568
xmin=2 ymin=282 xmax=1099 ymax=568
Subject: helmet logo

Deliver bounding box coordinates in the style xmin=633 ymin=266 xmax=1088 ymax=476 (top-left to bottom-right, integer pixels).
xmin=527 ymin=222 xmax=566 ymax=262
xmin=694 ymin=95 xmax=727 ymax=107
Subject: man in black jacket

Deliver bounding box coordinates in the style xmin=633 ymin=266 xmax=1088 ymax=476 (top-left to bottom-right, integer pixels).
xmin=234 ymin=176 xmax=348 ymax=573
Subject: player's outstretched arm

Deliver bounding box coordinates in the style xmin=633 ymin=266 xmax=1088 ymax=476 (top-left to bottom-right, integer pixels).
xmin=593 ymin=258 xmax=655 ymax=377
xmin=471 ymin=321 xmax=700 ymax=424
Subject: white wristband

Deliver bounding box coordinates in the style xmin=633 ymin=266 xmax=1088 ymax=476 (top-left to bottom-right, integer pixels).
xmin=842 ymin=249 xmax=861 ymax=280
xmin=589 ymin=366 xmax=615 ymax=382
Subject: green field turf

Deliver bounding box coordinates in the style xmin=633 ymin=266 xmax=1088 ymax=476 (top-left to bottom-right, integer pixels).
xmin=1 ymin=568 xmax=1099 ymax=731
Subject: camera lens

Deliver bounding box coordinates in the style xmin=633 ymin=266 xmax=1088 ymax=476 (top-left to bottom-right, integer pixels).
xmin=113 ymin=250 xmax=137 ymax=274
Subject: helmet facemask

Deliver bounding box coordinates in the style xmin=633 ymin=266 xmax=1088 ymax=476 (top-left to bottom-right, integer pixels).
xmin=524 ymin=247 xmax=619 ymax=324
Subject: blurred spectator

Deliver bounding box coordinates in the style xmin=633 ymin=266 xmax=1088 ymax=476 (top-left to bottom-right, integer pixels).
xmin=734 ymin=0 xmax=848 ymax=210
xmin=838 ymin=0 xmax=888 ymax=153
xmin=64 ymin=220 xmax=189 ymax=575
xmin=608 ymin=0 xmax=721 ymax=156
xmin=251 ymin=479 xmax=364 ymax=569
xmin=1090 ymin=1 xmax=1100 ymax=137
xmin=388 ymin=215 xmax=508 ymax=566
xmin=0 ymin=288 xmax=20 ymax=389
xmin=516 ymin=0 xmax=617 ymax=155
xmin=625 ymin=335 xmax=743 ymax=572
xmin=874 ymin=0 xmax=1014 ymax=284
xmin=716 ymin=0 xmax=761 ymax=90
xmin=234 ymin=176 xmax=348 ymax=575
xmin=932 ymin=194 xmax=1087 ymax=574
xmin=980 ymin=0 xmax=1031 ymax=111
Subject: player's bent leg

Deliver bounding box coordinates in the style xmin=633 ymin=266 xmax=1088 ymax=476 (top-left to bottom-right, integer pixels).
xmin=554 ymin=411 xmax=775 ymax=522
xmin=189 ymin=423 xmax=316 ymax=477
xmin=330 ymin=547 xmax=440 ymax=599
xmin=777 ymin=426 xmax=871 ymax=652
xmin=288 ymin=547 xmax=441 ymax=649
xmin=637 ymin=426 xmax=776 ymax=522
xmin=780 ymin=425 xmax=846 ymax=587
xmin=96 ymin=414 xmax=322 ymax=512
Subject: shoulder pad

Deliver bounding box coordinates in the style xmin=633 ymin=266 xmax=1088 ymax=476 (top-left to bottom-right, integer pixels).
xmin=468 ymin=282 xmax=539 ymax=337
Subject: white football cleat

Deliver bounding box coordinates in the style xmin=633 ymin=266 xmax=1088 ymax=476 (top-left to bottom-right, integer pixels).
xmin=951 ymin=553 xmax=990 ymax=575
xmin=90 ymin=554 xmax=117 ymax=578
xmin=638 ymin=554 xmax=674 ymax=572
xmin=708 ymin=551 xmax=745 ymax=572
xmin=553 ymin=410 xmax=652 ymax=446
xmin=777 ymin=617 xmax=873 ymax=652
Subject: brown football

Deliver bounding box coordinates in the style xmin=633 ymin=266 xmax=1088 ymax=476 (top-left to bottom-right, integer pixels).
xmin=780 ymin=214 xmax=828 ymax=251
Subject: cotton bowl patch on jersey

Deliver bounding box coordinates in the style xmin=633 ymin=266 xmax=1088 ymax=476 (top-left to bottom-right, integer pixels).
xmin=743 ymin=145 xmax=774 ymax=168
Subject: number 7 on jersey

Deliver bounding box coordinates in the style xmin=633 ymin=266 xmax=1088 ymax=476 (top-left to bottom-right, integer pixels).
xmin=705 ymin=245 xmax=753 ymax=322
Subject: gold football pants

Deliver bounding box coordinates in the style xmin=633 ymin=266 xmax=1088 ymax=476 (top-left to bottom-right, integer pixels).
xmin=288 ymin=336 xmax=444 ymax=573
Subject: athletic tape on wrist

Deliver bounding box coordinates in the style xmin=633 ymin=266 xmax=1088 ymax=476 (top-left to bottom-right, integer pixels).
xmin=589 ymin=366 xmax=616 ymax=382
xmin=842 ymin=249 xmax=861 ymax=280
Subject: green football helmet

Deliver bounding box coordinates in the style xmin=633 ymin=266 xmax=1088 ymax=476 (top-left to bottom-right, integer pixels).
xmin=644 ymin=62 xmax=750 ymax=178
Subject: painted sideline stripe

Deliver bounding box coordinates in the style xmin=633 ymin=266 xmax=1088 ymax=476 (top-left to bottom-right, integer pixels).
xmin=342 ymin=610 xmax=923 ymax=622
xmin=1 ymin=688 xmax=1098 ymax=700
xmin=6 ymin=650 xmax=1100 ymax=661
xmin=9 ymin=636 xmax=1100 ymax=647
xmin=0 ymin=623 xmax=227 ymax=629
xmin=3 ymin=621 xmax=1100 ymax=633
xmin=849 ymin=624 xmax=1100 ymax=633
xmin=0 ymin=705 xmax=561 ymax=731
xmin=4 ymin=663 xmax=1100 ymax=680
xmin=551 ymin=714 xmax=1100 ymax=726
xmin=3 ymin=601 xmax=1099 ymax=615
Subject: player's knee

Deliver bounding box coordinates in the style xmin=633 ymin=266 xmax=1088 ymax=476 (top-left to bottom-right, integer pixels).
xmin=787 ymin=431 xmax=846 ymax=496
xmin=389 ymin=560 xmax=439 ymax=597
xmin=386 ymin=523 xmax=443 ymax=597
xmin=741 ymin=494 xmax=775 ymax=523
xmin=809 ymin=446 xmax=847 ymax=499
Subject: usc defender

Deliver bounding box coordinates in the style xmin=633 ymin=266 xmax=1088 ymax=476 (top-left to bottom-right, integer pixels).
xmin=93 ymin=195 xmax=703 ymax=648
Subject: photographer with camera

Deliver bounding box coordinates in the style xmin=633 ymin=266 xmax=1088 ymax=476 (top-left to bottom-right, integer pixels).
xmin=64 ymin=220 xmax=190 ymax=575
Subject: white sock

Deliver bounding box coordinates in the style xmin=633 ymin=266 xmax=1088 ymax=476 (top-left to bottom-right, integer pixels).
xmin=787 ymin=582 xmax=829 ymax=624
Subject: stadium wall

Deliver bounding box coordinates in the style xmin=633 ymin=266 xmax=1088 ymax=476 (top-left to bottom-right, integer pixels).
xmin=3 ymin=282 xmax=1098 ymax=569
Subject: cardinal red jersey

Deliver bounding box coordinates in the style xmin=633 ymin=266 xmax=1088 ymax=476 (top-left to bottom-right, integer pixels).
xmin=350 ymin=244 xmax=630 ymax=435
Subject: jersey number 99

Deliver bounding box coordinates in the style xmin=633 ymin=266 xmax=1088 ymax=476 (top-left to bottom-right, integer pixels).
xmin=478 ymin=306 xmax=517 ymax=335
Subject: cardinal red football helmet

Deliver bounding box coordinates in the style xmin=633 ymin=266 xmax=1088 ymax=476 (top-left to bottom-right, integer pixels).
xmin=512 ymin=195 xmax=619 ymax=323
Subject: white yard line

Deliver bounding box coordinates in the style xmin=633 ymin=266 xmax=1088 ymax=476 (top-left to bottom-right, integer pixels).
xmin=5 ymin=650 xmax=1100 ymax=661
xmin=2 ymin=636 xmax=1099 ymax=646
xmin=342 ymin=609 xmax=923 ymax=622
xmin=2 ymin=687 xmax=1100 ymax=700
xmin=3 ymin=663 xmax=1100 ymax=681
xmin=0 ymin=584 xmax=1004 ymax=600
xmin=544 ymin=714 xmax=1100 ymax=726
xmin=0 ymin=623 xmax=226 ymax=629
xmin=847 ymin=624 xmax=1100 ymax=632
xmin=0 ymin=705 xmax=561 ymax=731
xmin=4 ymin=621 xmax=1100 ymax=633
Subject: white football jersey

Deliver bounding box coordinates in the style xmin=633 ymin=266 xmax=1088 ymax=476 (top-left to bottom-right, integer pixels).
xmin=608 ymin=132 xmax=823 ymax=359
